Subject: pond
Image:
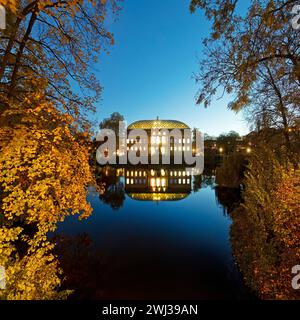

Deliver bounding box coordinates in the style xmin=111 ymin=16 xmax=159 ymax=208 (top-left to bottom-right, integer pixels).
xmin=55 ymin=166 xmax=254 ymax=300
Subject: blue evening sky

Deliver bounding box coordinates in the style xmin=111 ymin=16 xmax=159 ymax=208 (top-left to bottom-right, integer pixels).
xmin=94 ymin=0 xmax=249 ymax=137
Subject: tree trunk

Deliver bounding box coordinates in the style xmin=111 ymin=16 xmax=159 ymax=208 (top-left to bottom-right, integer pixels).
xmin=8 ymin=8 xmax=38 ymax=98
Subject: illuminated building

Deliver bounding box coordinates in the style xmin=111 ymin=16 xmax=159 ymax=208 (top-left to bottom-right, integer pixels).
xmin=126 ymin=118 xmax=192 ymax=164
xmin=125 ymin=167 xmax=192 ymax=202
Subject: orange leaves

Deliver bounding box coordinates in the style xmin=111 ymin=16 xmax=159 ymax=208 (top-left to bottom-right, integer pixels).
xmin=231 ymin=147 xmax=300 ymax=300
xmin=0 ymin=0 xmax=17 ymax=13
xmin=0 ymin=95 xmax=94 ymax=299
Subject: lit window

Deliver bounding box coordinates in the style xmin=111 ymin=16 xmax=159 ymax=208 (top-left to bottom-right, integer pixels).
xmin=179 ymin=179 xmax=182 ymax=184
xmin=162 ymin=178 xmax=166 ymax=187
xmin=131 ymin=179 xmax=134 ymax=184
xmin=178 ymin=171 xmax=182 ymax=177
xmin=126 ymin=178 xmax=130 ymax=184
xmin=183 ymin=179 xmax=186 ymax=184
xmin=156 ymin=178 xmax=161 ymax=187
xmin=150 ymin=178 xmax=155 ymax=187
xmin=187 ymin=179 xmax=190 ymax=184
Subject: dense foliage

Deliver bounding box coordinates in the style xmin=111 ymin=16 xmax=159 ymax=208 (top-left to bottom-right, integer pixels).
xmin=0 ymin=0 xmax=118 ymax=299
xmin=231 ymin=147 xmax=300 ymax=299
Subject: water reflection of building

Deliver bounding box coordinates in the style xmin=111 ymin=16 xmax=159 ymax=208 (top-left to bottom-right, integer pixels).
xmin=126 ymin=119 xmax=192 ymax=163
xmin=125 ymin=167 xmax=192 ymax=201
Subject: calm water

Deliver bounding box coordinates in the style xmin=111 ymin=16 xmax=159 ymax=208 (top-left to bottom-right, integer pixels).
xmin=55 ymin=166 xmax=253 ymax=300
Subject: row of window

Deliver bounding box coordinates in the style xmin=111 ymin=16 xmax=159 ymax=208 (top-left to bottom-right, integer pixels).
xmin=126 ymin=138 xmax=191 ymax=144
xmin=125 ymin=177 xmax=191 ymax=186
xmin=126 ymin=170 xmax=191 ymax=177
xmin=126 ymin=147 xmax=191 ymax=153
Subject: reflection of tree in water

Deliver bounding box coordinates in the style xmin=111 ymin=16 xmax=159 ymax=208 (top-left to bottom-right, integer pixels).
xmin=215 ymin=186 xmax=241 ymax=216
xmin=193 ymin=171 xmax=215 ymax=192
xmin=95 ymin=166 xmax=125 ymax=210
xmin=201 ymin=175 xmax=215 ymax=188
xmin=53 ymin=233 xmax=108 ymax=300
xmin=192 ymin=175 xmax=202 ymax=192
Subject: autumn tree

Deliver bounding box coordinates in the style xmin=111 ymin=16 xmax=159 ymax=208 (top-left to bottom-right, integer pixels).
xmin=0 ymin=0 xmax=119 ymax=299
xmin=190 ymin=0 xmax=300 ymax=150
xmin=231 ymin=145 xmax=300 ymax=299
xmin=191 ymin=1 xmax=300 ymax=299
xmin=0 ymin=94 xmax=94 ymax=299
xmin=242 ymin=61 xmax=300 ymax=157
xmin=0 ymin=0 xmax=119 ymax=124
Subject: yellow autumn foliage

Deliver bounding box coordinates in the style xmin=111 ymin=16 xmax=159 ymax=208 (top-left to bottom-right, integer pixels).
xmin=231 ymin=146 xmax=300 ymax=300
xmin=0 ymin=93 xmax=94 ymax=300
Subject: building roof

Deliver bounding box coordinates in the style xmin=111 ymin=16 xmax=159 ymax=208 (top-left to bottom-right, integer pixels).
xmin=128 ymin=119 xmax=189 ymax=130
